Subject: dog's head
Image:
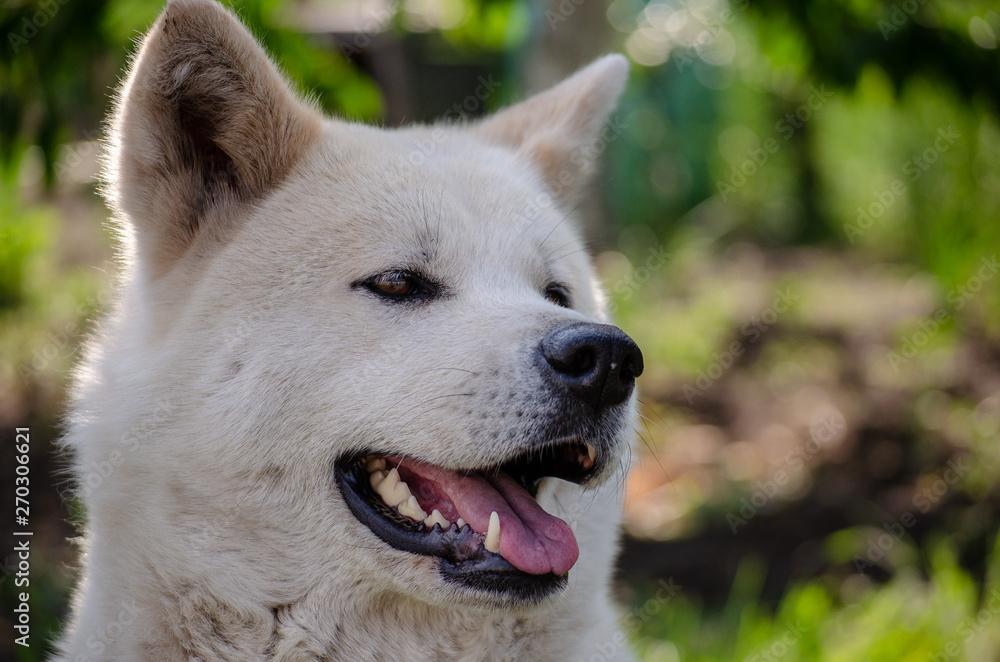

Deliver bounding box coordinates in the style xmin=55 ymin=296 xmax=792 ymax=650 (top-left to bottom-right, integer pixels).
xmin=98 ymin=0 xmax=641 ymax=614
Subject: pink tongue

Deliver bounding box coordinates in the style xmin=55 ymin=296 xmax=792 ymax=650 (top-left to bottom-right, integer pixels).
xmin=396 ymin=458 xmax=579 ymax=575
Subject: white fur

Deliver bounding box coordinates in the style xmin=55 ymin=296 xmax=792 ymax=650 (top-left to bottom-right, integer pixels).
xmin=55 ymin=1 xmax=637 ymax=659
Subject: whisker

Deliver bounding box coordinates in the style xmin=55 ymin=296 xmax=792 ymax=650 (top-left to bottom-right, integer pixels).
xmin=538 ymin=174 xmax=614 ymax=244
xmin=410 ymin=392 xmax=476 ymax=409
xmin=548 ymin=247 xmax=592 ymax=264
xmin=634 ymin=420 xmax=673 ymax=488
xmin=398 ymin=393 xmax=475 ymax=428
xmin=411 ymin=366 xmax=480 ymax=376
xmin=542 ymin=238 xmax=579 ymax=263
xmin=637 ymin=398 xmax=670 ymax=430
xmin=614 ymin=453 xmax=629 ymax=506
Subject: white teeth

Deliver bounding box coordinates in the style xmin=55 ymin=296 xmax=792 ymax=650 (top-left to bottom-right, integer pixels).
xmin=369 ymin=469 xmax=387 ymax=489
xmin=398 ymin=495 xmax=428 ymax=521
xmin=586 ymin=443 xmax=596 ymax=463
xmin=485 ymin=511 xmax=501 ymax=553
xmin=375 ymin=468 xmax=411 ymax=507
xmin=366 ymin=460 xmax=470 ymax=534
xmin=424 ymin=509 xmax=451 ymax=529
xmin=370 ymin=463 xmax=426 ymax=521
xmin=389 ymin=484 xmax=412 ymax=508
xmin=376 ymin=466 xmax=399 ymax=496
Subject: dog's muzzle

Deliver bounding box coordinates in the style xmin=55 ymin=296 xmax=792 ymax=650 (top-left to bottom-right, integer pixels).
xmin=333 ymin=321 xmax=643 ymax=603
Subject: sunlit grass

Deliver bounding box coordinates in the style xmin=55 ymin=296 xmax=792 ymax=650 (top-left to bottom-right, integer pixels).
xmin=629 ymin=537 xmax=1000 ymax=662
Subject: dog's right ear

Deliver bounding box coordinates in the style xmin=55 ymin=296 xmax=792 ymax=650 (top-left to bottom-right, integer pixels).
xmin=470 ymin=55 xmax=628 ymax=206
xmin=106 ymin=0 xmax=321 ymax=275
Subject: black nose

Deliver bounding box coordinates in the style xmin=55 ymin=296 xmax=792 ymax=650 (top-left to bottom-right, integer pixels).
xmin=540 ymin=322 xmax=644 ymax=410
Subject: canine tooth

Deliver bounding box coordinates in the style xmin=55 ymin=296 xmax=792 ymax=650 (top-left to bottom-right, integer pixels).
xmin=456 ymin=518 xmax=466 ymax=528
xmin=398 ymin=496 xmax=427 ymax=521
xmin=424 ymin=509 xmax=450 ymax=529
xmin=485 ymin=511 xmax=501 ymax=553
xmin=366 ymin=456 xmax=386 ymax=472
xmin=586 ymin=443 xmax=597 ymax=463
xmin=369 ymin=470 xmax=387 ymax=489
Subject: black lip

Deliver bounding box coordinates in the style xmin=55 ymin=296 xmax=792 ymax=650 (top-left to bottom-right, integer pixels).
xmin=439 ymin=554 xmax=566 ymax=603
xmin=333 ymin=455 xmax=568 ymax=603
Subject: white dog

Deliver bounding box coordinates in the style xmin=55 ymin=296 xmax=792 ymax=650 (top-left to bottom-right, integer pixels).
xmin=56 ymin=0 xmax=643 ymax=659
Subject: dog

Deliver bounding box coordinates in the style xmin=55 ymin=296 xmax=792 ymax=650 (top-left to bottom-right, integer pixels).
xmin=56 ymin=0 xmax=642 ymax=659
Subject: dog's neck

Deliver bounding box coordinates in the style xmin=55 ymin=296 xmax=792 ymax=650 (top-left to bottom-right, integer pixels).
xmin=63 ymin=565 xmax=611 ymax=661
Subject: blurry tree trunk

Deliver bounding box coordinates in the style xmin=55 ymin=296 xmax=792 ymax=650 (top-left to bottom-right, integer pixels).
xmin=522 ymin=0 xmax=618 ymax=249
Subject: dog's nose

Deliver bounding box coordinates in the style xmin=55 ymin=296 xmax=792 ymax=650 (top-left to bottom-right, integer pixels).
xmin=540 ymin=322 xmax=644 ymax=410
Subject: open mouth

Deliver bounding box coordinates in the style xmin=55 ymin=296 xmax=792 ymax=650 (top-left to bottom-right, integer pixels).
xmin=333 ymin=440 xmax=601 ymax=602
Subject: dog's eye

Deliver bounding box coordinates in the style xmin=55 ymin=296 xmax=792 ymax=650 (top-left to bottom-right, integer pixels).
xmin=544 ymin=284 xmax=570 ymax=308
xmin=359 ymin=271 xmax=437 ymax=302
xmin=369 ymin=272 xmax=418 ymax=297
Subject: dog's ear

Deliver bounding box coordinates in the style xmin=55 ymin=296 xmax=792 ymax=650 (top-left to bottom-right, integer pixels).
xmin=106 ymin=0 xmax=322 ymax=274
xmin=472 ymin=55 xmax=628 ymax=204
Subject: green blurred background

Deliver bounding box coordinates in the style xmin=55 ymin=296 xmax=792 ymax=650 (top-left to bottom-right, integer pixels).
xmin=2 ymin=0 xmax=1000 ymax=659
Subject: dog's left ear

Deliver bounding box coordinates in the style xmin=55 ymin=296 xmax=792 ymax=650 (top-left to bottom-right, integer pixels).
xmin=472 ymin=55 xmax=628 ymax=203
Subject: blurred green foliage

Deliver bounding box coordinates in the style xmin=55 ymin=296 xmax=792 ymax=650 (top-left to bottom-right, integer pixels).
xmin=607 ymin=0 xmax=1000 ymax=330
xmin=0 ymin=191 xmax=48 ymax=310
xmin=0 ymin=0 xmax=382 ymax=187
